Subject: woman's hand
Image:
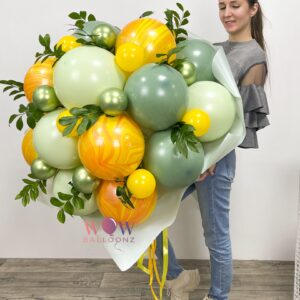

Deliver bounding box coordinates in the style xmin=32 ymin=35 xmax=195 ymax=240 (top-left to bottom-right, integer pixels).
xmin=198 ymin=164 xmax=216 ymax=182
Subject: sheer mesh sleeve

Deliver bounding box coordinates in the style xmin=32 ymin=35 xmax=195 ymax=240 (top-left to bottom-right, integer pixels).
xmin=238 ymin=63 xmax=270 ymax=149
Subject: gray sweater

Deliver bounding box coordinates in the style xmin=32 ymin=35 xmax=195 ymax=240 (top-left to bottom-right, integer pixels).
xmin=215 ymin=39 xmax=270 ymax=148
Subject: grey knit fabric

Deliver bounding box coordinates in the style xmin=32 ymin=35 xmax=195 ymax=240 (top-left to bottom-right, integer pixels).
xmin=215 ymin=39 xmax=270 ymax=148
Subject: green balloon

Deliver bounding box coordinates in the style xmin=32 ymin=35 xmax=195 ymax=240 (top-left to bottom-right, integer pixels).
xmin=176 ymin=61 xmax=197 ymax=86
xmin=177 ymin=39 xmax=216 ymax=82
xmin=31 ymin=158 xmax=56 ymax=180
xmin=53 ymin=170 xmax=99 ymax=216
xmin=53 ymin=46 xmax=126 ymax=109
xmin=125 ymin=63 xmax=188 ymax=131
xmin=33 ymin=109 xmax=81 ymax=169
xmin=72 ymin=166 xmax=99 ymax=194
xmin=98 ymin=87 xmax=128 ymax=116
xmin=188 ymin=81 xmax=236 ymax=142
xmin=91 ymin=24 xmax=117 ymax=50
xmin=32 ymin=85 xmax=60 ymax=112
xmin=143 ymin=130 xmax=204 ymax=188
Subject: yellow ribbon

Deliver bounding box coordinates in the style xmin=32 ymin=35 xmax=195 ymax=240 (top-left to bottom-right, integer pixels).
xmin=137 ymin=228 xmax=169 ymax=300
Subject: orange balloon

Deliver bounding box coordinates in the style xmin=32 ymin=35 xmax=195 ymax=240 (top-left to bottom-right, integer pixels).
xmin=78 ymin=114 xmax=145 ymax=180
xmin=23 ymin=57 xmax=56 ymax=102
xmin=97 ymin=180 xmax=157 ymax=225
xmin=116 ymin=18 xmax=176 ymax=64
xmin=22 ymin=129 xmax=38 ymax=165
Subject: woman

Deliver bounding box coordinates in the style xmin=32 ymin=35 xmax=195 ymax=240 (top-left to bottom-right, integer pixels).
xmin=155 ymin=1 xmax=270 ymax=299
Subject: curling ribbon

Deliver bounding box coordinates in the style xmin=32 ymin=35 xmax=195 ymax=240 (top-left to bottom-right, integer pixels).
xmin=137 ymin=228 xmax=169 ymax=300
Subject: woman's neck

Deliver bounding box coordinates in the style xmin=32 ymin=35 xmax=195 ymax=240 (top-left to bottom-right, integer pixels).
xmin=228 ymin=26 xmax=253 ymax=42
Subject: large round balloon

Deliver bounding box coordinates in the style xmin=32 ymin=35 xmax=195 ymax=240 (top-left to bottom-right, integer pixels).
xmin=125 ymin=64 xmax=188 ymax=131
xmin=143 ymin=130 xmax=205 ymax=188
xmin=116 ymin=18 xmax=176 ymax=64
xmin=53 ymin=46 xmax=126 ymax=108
xmin=53 ymin=170 xmax=99 ymax=216
xmin=23 ymin=57 xmax=56 ymax=102
xmin=177 ymin=39 xmax=216 ymax=82
xmin=78 ymin=114 xmax=145 ymax=180
xmin=22 ymin=129 xmax=38 ymax=165
xmin=33 ymin=109 xmax=81 ymax=169
xmin=188 ymin=81 xmax=236 ymax=142
xmin=96 ymin=180 xmax=157 ymax=225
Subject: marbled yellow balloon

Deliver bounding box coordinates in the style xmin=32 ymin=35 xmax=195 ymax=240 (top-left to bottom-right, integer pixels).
xmin=23 ymin=57 xmax=56 ymax=102
xmin=97 ymin=180 xmax=157 ymax=225
xmin=116 ymin=18 xmax=176 ymax=64
xmin=22 ymin=129 xmax=38 ymax=165
xmin=78 ymin=114 xmax=145 ymax=180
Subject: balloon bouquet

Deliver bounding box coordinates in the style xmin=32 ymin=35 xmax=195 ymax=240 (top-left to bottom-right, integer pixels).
xmin=1 ymin=4 xmax=245 ymax=299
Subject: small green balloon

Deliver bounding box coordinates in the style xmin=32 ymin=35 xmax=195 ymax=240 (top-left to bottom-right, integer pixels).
xmin=91 ymin=24 xmax=117 ymax=50
xmin=31 ymin=158 xmax=56 ymax=180
xmin=32 ymin=85 xmax=60 ymax=112
xmin=72 ymin=166 xmax=99 ymax=194
xmin=176 ymin=61 xmax=197 ymax=86
xmin=98 ymin=88 xmax=128 ymax=116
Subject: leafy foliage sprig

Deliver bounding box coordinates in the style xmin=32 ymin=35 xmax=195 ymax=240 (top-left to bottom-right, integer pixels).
xmin=50 ymin=182 xmax=91 ymax=224
xmin=35 ymin=34 xmax=65 ymax=65
xmin=171 ymin=122 xmax=203 ymax=159
xmin=58 ymin=105 xmax=103 ymax=136
xmin=164 ymin=3 xmax=190 ymax=43
xmin=116 ymin=183 xmax=135 ymax=209
xmin=0 ymin=80 xmax=24 ymax=101
xmin=156 ymin=46 xmax=186 ymax=66
xmin=139 ymin=11 xmax=154 ymax=19
xmin=15 ymin=174 xmax=47 ymax=207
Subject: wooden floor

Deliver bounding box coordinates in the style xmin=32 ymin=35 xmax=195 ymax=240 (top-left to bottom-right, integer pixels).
xmin=0 ymin=259 xmax=294 ymax=299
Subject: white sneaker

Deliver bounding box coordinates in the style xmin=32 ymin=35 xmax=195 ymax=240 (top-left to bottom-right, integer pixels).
xmin=203 ymin=294 xmax=214 ymax=300
xmin=165 ymin=269 xmax=200 ymax=300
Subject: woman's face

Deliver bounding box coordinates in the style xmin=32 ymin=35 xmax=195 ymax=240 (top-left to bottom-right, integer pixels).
xmin=218 ymin=0 xmax=258 ymax=35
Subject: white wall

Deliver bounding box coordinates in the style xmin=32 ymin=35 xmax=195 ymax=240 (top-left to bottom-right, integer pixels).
xmin=0 ymin=0 xmax=299 ymax=261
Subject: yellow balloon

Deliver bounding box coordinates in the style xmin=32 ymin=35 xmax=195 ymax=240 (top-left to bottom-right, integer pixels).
xmin=56 ymin=110 xmax=82 ymax=137
xmin=127 ymin=169 xmax=156 ymax=199
xmin=115 ymin=43 xmax=145 ymax=73
xmin=182 ymin=109 xmax=211 ymax=137
xmin=22 ymin=129 xmax=38 ymax=165
xmin=56 ymin=36 xmax=81 ymax=52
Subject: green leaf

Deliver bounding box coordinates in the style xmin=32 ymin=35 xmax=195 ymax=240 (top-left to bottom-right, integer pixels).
xmin=22 ymin=179 xmax=35 ymax=185
xmin=70 ymin=107 xmax=88 ymax=116
xmin=174 ymin=28 xmax=188 ymax=36
xmin=116 ymin=186 xmax=123 ymax=197
xmin=14 ymin=93 xmax=25 ymax=101
xmin=44 ymin=34 xmax=51 ymax=47
xmin=59 ymin=116 xmax=76 ymax=126
xmin=183 ymin=11 xmax=191 ymax=18
xmin=69 ymin=12 xmax=81 ymax=20
xmin=27 ymin=117 xmax=36 ymax=129
xmin=170 ymin=10 xmax=180 ymax=20
xmin=77 ymin=116 xmax=90 ymax=136
xmin=9 ymin=114 xmax=18 ymax=125
xmin=3 ymin=86 xmax=14 ymax=92
xmin=15 ymin=194 xmax=23 ymax=200
xmin=38 ymin=181 xmax=47 ymax=194
xmin=167 ymin=46 xmax=185 ymax=57
xmin=39 ymin=34 xmax=46 ymax=46
xmin=176 ymin=37 xmax=186 ymax=43
xmin=50 ymin=197 xmax=64 ymax=207
xmin=156 ymin=53 xmax=167 ymax=58
xmin=75 ymin=20 xmax=85 ymax=29
xmin=88 ymin=14 xmax=96 ymax=21
xmin=79 ymin=11 xmax=87 ymax=19
xmin=176 ymin=3 xmax=184 ymax=11
xmin=57 ymin=209 xmax=66 ymax=223
xmin=73 ymin=196 xmax=84 ymax=209
xmin=64 ymin=201 xmax=74 ymax=216
xmin=9 ymin=90 xmax=19 ymax=96
xmin=62 ymin=120 xmax=77 ymax=136
xmin=58 ymin=192 xmax=73 ymax=201
xmin=139 ymin=11 xmax=154 ymax=18
xmin=16 ymin=116 xmax=23 ymax=131
xmin=181 ymin=18 xmax=189 ymax=26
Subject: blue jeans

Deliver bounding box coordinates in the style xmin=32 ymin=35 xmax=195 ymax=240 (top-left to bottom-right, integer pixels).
xmin=155 ymin=150 xmax=236 ymax=300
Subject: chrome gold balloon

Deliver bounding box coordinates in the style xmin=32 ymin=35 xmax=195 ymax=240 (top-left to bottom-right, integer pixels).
xmin=91 ymin=24 xmax=117 ymax=50
xmin=31 ymin=158 xmax=56 ymax=180
xmin=32 ymin=85 xmax=60 ymax=112
xmin=98 ymin=88 xmax=128 ymax=116
xmin=176 ymin=61 xmax=197 ymax=86
xmin=72 ymin=166 xmax=99 ymax=194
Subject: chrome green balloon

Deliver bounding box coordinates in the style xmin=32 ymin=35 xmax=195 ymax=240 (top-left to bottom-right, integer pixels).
xmin=98 ymin=87 xmax=128 ymax=116
xmin=53 ymin=46 xmax=126 ymax=109
xmin=33 ymin=109 xmax=81 ymax=169
xmin=176 ymin=61 xmax=197 ymax=86
xmin=72 ymin=166 xmax=99 ymax=194
xmin=31 ymin=158 xmax=56 ymax=180
xmin=177 ymin=39 xmax=216 ymax=82
xmin=53 ymin=170 xmax=99 ymax=216
xmin=91 ymin=24 xmax=117 ymax=50
xmin=32 ymin=85 xmax=60 ymax=112
xmin=125 ymin=63 xmax=188 ymax=131
xmin=188 ymin=81 xmax=236 ymax=142
xmin=143 ymin=130 xmax=204 ymax=188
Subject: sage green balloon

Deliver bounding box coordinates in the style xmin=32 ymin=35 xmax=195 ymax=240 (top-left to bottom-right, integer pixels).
xmin=176 ymin=61 xmax=197 ymax=86
xmin=177 ymin=39 xmax=216 ymax=82
xmin=53 ymin=46 xmax=126 ymax=109
xmin=53 ymin=170 xmax=99 ymax=216
xmin=32 ymin=85 xmax=60 ymax=112
xmin=98 ymin=87 xmax=128 ymax=116
xmin=31 ymin=158 xmax=56 ymax=180
xmin=188 ymin=81 xmax=236 ymax=142
xmin=125 ymin=63 xmax=188 ymax=131
xmin=33 ymin=109 xmax=81 ymax=169
xmin=143 ymin=130 xmax=204 ymax=188
xmin=72 ymin=166 xmax=99 ymax=194
xmin=91 ymin=23 xmax=117 ymax=50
